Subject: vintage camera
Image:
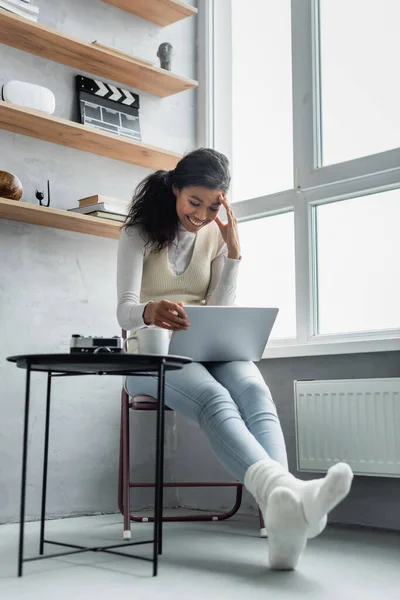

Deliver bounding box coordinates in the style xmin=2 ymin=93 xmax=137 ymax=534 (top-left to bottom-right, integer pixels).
xmin=70 ymin=334 xmax=123 ymax=354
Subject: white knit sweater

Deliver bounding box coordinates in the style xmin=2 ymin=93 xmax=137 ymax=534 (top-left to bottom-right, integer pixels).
xmin=117 ymin=221 xmax=240 ymax=331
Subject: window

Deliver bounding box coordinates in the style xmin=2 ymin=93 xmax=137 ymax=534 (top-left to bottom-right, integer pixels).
xmin=318 ymin=0 xmax=400 ymax=166
xmin=236 ymin=212 xmax=296 ymax=339
xmin=203 ymin=0 xmax=400 ymax=356
xmin=314 ymin=190 xmax=400 ymax=335
xmin=231 ymin=0 xmax=293 ymax=202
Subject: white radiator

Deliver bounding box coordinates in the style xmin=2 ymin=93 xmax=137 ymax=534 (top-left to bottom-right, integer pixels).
xmin=294 ymin=378 xmax=400 ymax=477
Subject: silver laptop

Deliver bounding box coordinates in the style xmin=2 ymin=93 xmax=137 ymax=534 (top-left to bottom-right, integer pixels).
xmin=169 ymin=306 xmax=279 ymax=362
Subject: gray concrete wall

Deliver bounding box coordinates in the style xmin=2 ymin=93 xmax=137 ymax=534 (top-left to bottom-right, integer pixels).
xmin=176 ymin=352 xmax=400 ymax=531
xmin=0 ymin=0 xmax=197 ymax=523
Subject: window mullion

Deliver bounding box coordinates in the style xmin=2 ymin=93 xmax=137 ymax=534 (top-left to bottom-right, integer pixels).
xmin=197 ymin=0 xmax=215 ymax=148
xmin=291 ymin=0 xmax=315 ymax=191
xmin=208 ymin=0 xmax=233 ymax=168
xmin=294 ymin=192 xmax=312 ymax=343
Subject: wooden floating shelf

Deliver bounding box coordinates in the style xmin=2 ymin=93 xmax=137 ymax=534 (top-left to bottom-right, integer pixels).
xmin=0 ymin=198 xmax=122 ymax=239
xmin=0 ymin=10 xmax=198 ymax=97
xmin=0 ymin=102 xmax=181 ymax=171
xmin=101 ymin=0 xmax=198 ymax=26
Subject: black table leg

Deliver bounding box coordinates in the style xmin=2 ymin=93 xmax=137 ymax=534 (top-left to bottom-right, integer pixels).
xmin=153 ymin=372 xmax=161 ymax=576
xmin=152 ymin=359 xmax=166 ymax=576
xmin=121 ymin=386 xmax=131 ymax=540
xmin=39 ymin=372 xmax=52 ymax=555
xmin=18 ymin=365 xmax=31 ymax=577
xmin=158 ymin=361 xmax=166 ymax=556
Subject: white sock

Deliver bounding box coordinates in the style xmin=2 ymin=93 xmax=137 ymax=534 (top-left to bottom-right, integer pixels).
xmin=245 ymin=460 xmax=353 ymax=570
xmin=265 ymin=487 xmax=308 ymax=570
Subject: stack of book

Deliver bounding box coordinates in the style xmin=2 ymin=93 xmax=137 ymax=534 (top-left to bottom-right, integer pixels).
xmin=0 ymin=0 xmax=40 ymax=22
xmin=68 ymin=195 xmax=129 ymax=223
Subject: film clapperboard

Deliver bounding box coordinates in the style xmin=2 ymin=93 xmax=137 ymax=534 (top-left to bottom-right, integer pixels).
xmin=76 ymin=75 xmax=141 ymax=141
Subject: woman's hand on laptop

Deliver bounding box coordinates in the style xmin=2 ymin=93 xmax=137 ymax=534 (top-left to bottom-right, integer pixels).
xmin=215 ymin=194 xmax=241 ymax=261
xmin=143 ymin=300 xmax=190 ymax=330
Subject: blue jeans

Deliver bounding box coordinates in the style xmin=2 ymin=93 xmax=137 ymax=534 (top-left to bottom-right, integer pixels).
xmin=126 ymin=361 xmax=288 ymax=482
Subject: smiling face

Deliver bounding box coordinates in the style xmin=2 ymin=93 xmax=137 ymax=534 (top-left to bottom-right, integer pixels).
xmin=174 ymin=186 xmax=223 ymax=232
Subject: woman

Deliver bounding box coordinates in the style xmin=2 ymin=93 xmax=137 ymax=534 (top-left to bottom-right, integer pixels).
xmin=117 ymin=148 xmax=353 ymax=570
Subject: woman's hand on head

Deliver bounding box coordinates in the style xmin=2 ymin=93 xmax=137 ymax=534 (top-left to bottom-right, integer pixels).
xmin=215 ymin=195 xmax=241 ymax=260
xmin=143 ymin=300 xmax=190 ymax=330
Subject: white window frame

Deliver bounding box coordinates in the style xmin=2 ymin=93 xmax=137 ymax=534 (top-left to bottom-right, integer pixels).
xmin=197 ymin=0 xmax=400 ymax=358
xmin=293 ymin=0 xmax=400 ymax=191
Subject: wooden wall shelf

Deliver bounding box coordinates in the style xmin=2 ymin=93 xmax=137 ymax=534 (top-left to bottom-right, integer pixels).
xmin=0 ymin=198 xmax=122 ymax=239
xmin=0 ymin=102 xmax=181 ymax=170
xmin=101 ymin=0 xmax=198 ymax=26
xmin=0 ymin=10 xmax=197 ymax=97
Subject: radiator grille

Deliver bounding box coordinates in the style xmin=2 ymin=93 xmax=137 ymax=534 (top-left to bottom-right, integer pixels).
xmin=294 ymin=378 xmax=400 ymax=477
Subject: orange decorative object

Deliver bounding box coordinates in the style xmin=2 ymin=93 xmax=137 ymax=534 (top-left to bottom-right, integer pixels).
xmin=0 ymin=170 xmax=23 ymax=201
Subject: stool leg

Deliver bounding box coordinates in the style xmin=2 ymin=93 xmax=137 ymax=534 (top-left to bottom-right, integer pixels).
xmin=18 ymin=366 xmax=31 ymax=577
xmin=39 ymin=373 xmax=52 ymax=555
xmin=117 ymin=412 xmax=123 ymax=515
xmin=121 ymin=387 xmax=131 ymax=540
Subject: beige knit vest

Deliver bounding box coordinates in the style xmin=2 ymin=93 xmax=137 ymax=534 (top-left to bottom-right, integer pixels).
xmin=140 ymin=222 xmax=221 ymax=305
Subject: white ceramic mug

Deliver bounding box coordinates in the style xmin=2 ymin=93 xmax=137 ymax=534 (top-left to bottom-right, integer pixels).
xmin=125 ymin=327 xmax=171 ymax=355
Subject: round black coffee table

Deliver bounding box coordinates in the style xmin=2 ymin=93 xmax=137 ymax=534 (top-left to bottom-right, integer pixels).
xmin=7 ymin=353 xmax=192 ymax=577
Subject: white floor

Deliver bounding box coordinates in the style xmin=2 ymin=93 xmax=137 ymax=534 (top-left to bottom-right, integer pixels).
xmin=1 ymin=513 xmax=399 ymax=599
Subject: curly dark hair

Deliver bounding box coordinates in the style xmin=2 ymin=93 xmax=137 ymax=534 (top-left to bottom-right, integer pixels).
xmin=124 ymin=148 xmax=231 ymax=251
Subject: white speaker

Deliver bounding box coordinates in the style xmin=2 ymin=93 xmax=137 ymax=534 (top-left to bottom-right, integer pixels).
xmin=2 ymin=80 xmax=56 ymax=114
